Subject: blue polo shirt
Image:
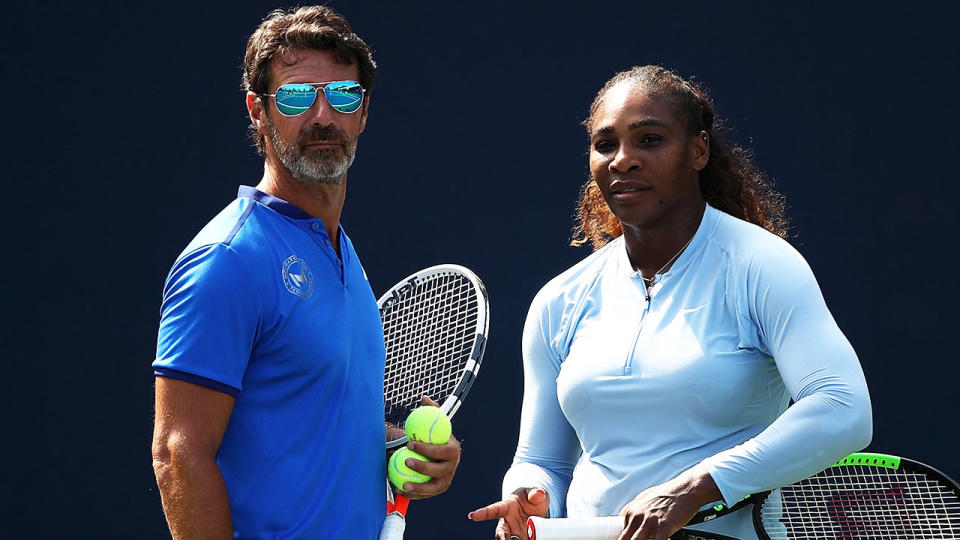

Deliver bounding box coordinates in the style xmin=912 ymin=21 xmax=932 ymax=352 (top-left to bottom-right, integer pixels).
xmin=154 ymin=186 xmax=386 ymax=539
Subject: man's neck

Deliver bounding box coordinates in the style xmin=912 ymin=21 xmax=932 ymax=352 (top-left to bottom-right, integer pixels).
xmin=256 ymin=161 xmax=346 ymax=252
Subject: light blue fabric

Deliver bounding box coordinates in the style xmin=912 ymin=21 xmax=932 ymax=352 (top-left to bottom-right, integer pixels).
xmin=502 ymin=204 xmax=871 ymax=538
xmin=155 ymin=187 xmax=386 ymax=539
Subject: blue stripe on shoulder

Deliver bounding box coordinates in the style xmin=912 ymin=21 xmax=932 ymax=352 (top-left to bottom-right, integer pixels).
xmin=154 ymin=367 xmax=241 ymax=397
xmin=224 ymin=200 xmax=257 ymax=246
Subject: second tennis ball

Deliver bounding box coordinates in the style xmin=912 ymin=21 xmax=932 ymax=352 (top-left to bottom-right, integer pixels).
xmin=388 ymin=447 xmax=431 ymax=491
xmin=404 ymin=405 xmax=452 ymax=445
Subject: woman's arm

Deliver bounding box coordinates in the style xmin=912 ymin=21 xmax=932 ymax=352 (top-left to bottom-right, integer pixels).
xmin=469 ymin=288 xmax=582 ymax=537
xmin=701 ymin=245 xmax=872 ymax=504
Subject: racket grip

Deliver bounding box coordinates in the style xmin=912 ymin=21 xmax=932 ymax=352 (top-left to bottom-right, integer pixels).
xmin=527 ymin=516 xmax=622 ymax=540
xmin=379 ymin=512 xmax=406 ymax=540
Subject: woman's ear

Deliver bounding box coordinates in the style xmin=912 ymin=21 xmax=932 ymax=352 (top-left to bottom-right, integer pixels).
xmin=693 ymin=130 xmax=710 ymax=171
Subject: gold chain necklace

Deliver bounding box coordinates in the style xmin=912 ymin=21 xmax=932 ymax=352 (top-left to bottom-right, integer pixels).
xmin=638 ymin=232 xmax=696 ymax=286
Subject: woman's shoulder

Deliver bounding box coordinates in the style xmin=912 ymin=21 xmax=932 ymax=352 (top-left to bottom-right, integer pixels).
xmin=709 ymin=209 xmax=808 ymax=272
xmin=530 ymin=237 xmax=623 ymax=310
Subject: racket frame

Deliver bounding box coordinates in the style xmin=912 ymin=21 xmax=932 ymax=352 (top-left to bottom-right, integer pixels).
xmin=752 ymin=452 xmax=960 ymax=540
xmin=377 ymin=264 xmax=490 ymax=539
xmin=380 ymin=264 xmax=488 ymax=450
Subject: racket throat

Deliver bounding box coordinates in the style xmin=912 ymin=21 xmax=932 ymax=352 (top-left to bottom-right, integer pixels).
xmin=387 ymin=495 xmax=409 ymax=516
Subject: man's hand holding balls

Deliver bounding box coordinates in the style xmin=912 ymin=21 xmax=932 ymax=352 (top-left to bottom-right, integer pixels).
xmin=389 ymin=396 xmax=461 ymax=499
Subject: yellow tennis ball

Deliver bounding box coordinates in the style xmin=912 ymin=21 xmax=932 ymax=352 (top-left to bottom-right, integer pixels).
xmin=404 ymin=405 xmax=452 ymax=445
xmin=388 ymin=447 xmax=431 ymax=491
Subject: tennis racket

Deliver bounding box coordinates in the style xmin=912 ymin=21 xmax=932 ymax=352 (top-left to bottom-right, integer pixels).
xmin=376 ymin=264 xmax=490 ymax=540
xmin=527 ymin=452 xmax=960 ymax=540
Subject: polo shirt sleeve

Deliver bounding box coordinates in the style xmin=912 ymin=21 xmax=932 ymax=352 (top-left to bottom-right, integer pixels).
xmin=154 ymin=243 xmax=262 ymax=396
xmin=701 ymin=242 xmax=873 ymax=504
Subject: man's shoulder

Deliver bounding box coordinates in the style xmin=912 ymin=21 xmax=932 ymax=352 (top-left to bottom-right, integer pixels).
xmin=182 ymin=197 xmax=258 ymax=253
xmin=165 ymin=197 xmax=281 ymax=282
xmin=177 ymin=196 xmax=290 ymax=261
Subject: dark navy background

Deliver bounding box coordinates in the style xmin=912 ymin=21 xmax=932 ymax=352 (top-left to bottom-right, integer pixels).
xmin=7 ymin=1 xmax=957 ymax=538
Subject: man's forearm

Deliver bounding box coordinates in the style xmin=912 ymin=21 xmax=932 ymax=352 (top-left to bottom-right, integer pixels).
xmin=154 ymin=453 xmax=233 ymax=539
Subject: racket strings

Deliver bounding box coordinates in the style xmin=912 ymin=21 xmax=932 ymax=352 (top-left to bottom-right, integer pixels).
xmin=759 ymin=464 xmax=960 ymax=539
xmin=382 ymin=272 xmax=479 ymax=434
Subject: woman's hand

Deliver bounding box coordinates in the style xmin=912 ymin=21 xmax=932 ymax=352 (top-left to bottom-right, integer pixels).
xmin=468 ymin=487 xmax=550 ymax=540
xmin=617 ymin=464 xmax=722 ymax=540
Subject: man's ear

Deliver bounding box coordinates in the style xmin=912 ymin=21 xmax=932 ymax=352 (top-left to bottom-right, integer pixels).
xmin=247 ymin=92 xmax=267 ymax=135
xmin=358 ymin=96 xmax=370 ymax=134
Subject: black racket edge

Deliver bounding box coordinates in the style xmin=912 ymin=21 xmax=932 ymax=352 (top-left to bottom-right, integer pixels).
xmin=749 ymin=452 xmax=960 ymax=540
xmin=897 ymin=454 xmax=960 ymax=491
xmin=673 ymin=528 xmax=742 ymax=540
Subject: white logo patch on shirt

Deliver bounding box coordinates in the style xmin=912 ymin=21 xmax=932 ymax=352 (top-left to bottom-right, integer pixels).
xmin=282 ymin=255 xmax=314 ymax=299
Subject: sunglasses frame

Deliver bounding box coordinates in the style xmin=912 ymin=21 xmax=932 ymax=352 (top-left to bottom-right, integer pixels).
xmin=261 ymin=80 xmax=366 ymax=116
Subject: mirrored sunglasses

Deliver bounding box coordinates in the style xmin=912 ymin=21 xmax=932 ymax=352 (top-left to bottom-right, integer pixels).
xmin=262 ymin=81 xmax=365 ymax=116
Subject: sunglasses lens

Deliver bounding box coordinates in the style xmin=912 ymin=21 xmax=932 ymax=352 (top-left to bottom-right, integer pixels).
xmin=323 ymin=81 xmax=364 ymax=113
xmin=274 ymin=84 xmax=317 ymax=116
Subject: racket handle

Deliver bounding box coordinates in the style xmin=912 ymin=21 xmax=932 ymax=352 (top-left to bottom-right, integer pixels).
xmin=378 ymin=512 xmax=405 ymax=540
xmin=380 ymin=479 xmax=408 ymax=540
xmin=526 ymin=517 xmax=741 ymax=540
xmin=527 ymin=516 xmax=621 ymax=540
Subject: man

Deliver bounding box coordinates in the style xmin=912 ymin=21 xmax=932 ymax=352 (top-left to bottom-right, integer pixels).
xmin=151 ymin=6 xmax=460 ymax=539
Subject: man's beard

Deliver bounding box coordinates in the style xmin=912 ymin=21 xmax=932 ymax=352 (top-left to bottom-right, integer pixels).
xmin=265 ymin=116 xmax=358 ymax=184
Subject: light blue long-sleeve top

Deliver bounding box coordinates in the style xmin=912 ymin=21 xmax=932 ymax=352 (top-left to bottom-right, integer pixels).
xmin=502 ymin=204 xmax=872 ymax=538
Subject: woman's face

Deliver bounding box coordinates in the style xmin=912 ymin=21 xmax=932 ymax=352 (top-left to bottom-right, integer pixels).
xmin=588 ymin=83 xmax=709 ymax=231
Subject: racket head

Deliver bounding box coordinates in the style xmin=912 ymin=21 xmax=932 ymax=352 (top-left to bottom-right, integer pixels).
xmin=378 ymin=264 xmax=489 ymax=450
xmin=753 ymin=452 xmax=960 ymax=539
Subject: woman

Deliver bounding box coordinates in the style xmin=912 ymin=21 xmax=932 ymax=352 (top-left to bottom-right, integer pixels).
xmin=469 ymin=65 xmax=872 ymax=540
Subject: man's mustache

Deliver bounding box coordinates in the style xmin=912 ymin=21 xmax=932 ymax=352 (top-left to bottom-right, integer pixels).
xmin=300 ymin=125 xmax=348 ymax=145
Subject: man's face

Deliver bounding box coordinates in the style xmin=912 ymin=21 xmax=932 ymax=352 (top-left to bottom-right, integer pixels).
xmin=258 ymin=48 xmax=368 ymax=184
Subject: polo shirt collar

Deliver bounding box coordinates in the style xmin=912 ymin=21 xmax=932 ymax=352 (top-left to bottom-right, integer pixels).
xmin=238 ymin=185 xmax=313 ymax=220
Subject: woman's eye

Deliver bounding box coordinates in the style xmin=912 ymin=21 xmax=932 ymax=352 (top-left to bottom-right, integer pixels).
xmin=638 ymin=134 xmax=662 ymax=145
xmin=594 ymin=140 xmax=616 ymax=153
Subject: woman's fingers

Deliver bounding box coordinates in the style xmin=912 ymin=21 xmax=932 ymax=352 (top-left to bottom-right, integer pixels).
xmin=468 ymin=499 xmax=516 ymax=522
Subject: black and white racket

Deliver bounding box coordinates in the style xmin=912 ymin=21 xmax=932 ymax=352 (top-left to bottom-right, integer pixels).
xmin=376 ymin=264 xmax=489 ymax=540
xmin=527 ymin=452 xmax=960 ymax=540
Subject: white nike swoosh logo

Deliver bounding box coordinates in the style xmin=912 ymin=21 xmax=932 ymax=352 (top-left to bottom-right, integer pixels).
xmin=680 ymin=303 xmax=709 ymax=314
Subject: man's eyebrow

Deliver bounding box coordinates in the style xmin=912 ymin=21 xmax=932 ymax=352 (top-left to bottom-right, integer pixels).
xmin=591 ymin=118 xmax=668 ymax=137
